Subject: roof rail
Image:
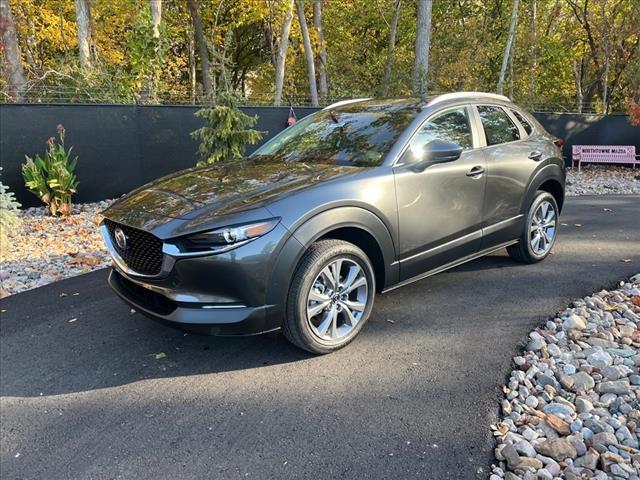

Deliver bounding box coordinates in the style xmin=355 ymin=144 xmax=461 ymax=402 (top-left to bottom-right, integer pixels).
xmin=427 ymin=92 xmax=511 ymax=106
xmin=322 ymin=98 xmax=372 ymax=110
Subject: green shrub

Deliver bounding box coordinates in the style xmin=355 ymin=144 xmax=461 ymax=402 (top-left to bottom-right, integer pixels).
xmin=0 ymin=168 xmax=21 ymax=240
xmin=22 ymin=124 xmax=79 ymax=216
xmin=191 ymin=93 xmax=264 ymax=166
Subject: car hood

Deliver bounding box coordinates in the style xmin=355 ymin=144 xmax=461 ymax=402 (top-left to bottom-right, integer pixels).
xmin=103 ymin=159 xmax=358 ymax=233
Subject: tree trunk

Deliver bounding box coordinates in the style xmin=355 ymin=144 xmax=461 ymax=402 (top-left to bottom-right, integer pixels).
xmin=187 ymin=0 xmax=213 ymax=102
xmin=600 ymin=2 xmax=610 ymax=113
xmin=140 ymin=0 xmax=162 ymax=104
xmin=0 ymin=0 xmax=27 ymax=102
xmin=381 ymin=0 xmax=402 ymax=97
xmin=508 ymin=32 xmax=515 ymax=99
xmin=572 ymin=59 xmax=583 ymax=113
xmin=274 ymin=0 xmax=295 ymax=106
xmin=296 ymin=1 xmax=318 ymax=107
xmin=529 ymin=0 xmax=536 ymax=98
xmin=412 ymin=0 xmax=432 ymax=98
xmin=497 ymin=0 xmax=519 ymax=95
xmin=74 ymin=0 xmax=93 ymax=68
xmin=188 ymin=26 xmax=196 ymax=103
xmin=313 ymin=0 xmax=328 ymax=99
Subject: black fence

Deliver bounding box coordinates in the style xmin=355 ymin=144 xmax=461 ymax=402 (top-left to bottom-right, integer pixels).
xmin=1 ymin=104 xmax=638 ymax=207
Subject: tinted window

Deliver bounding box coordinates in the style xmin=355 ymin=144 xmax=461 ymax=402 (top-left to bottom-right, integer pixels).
xmin=477 ymin=105 xmax=520 ymax=146
xmin=251 ymin=104 xmax=418 ymax=167
xmin=410 ymin=107 xmax=473 ymax=155
xmin=510 ymin=109 xmax=533 ymax=135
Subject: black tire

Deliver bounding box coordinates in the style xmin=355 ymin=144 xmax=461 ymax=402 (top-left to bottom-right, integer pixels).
xmin=507 ymin=190 xmax=559 ymax=264
xmin=283 ymin=239 xmax=376 ymax=354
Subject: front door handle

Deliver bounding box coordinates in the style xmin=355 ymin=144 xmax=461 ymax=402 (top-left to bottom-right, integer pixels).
xmin=466 ymin=166 xmax=485 ymax=177
xmin=528 ymin=150 xmax=543 ymax=161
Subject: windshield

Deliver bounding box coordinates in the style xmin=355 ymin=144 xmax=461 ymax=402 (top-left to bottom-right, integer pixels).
xmin=251 ymin=103 xmax=418 ymax=167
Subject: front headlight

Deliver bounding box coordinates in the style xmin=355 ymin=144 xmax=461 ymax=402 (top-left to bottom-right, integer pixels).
xmin=175 ymin=218 xmax=280 ymax=254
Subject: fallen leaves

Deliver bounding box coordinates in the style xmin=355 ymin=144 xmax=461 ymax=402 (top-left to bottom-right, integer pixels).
xmin=154 ymin=352 xmax=166 ymax=360
xmin=67 ymin=255 xmax=102 ymax=267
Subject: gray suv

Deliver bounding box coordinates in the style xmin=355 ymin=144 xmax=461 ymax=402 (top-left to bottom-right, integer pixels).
xmin=101 ymin=92 xmax=565 ymax=353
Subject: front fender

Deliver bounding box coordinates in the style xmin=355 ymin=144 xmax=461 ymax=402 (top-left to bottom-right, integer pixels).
xmin=263 ymin=207 xmax=398 ymax=331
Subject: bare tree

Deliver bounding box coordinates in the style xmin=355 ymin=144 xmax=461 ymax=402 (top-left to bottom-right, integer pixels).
xmin=296 ymin=1 xmax=319 ymax=107
xmin=497 ymin=0 xmax=519 ymax=95
xmin=529 ymin=0 xmax=537 ymax=98
xmin=140 ymin=0 xmax=162 ymax=104
xmin=74 ymin=0 xmax=94 ymax=68
xmin=188 ymin=26 xmax=196 ymax=103
xmin=381 ymin=0 xmax=402 ymax=97
xmin=313 ymin=0 xmax=328 ymax=99
xmin=572 ymin=59 xmax=584 ymax=113
xmin=274 ymin=0 xmax=295 ymax=106
xmin=412 ymin=0 xmax=432 ymax=98
xmin=187 ymin=0 xmax=213 ymax=101
xmin=0 ymin=0 xmax=27 ymax=102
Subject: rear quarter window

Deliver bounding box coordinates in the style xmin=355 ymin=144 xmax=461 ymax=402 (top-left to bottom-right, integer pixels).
xmin=510 ymin=109 xmax=533 ymax=135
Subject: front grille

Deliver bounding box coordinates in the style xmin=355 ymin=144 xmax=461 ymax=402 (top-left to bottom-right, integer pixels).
xmin=104 ymin=219 xmax=164 ymax=276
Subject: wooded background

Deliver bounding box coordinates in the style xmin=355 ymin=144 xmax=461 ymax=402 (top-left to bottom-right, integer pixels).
xmin=1 ymin=0 xmax=639 ymax=114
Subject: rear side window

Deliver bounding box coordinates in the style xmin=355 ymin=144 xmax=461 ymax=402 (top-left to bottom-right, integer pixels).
xmin=510 ymin=109 xmax=533 ymax=135
xmin=477 ymin=105 xmax=520 ymax=146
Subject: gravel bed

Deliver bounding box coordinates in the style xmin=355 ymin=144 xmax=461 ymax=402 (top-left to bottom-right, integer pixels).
xmin=490 ymin=274 xmax=640 ymax=480
xmin=0 ymin=201 xmax=112 ymax=298
xmin=566 ymin=166 xmax=640 ymax=196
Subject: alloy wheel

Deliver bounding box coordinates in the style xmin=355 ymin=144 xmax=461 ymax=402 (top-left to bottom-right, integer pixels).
xmin=306 ymin=258 xmax=369 ymax=341
xmin=529 ymin=200 xmax=557 ymax=255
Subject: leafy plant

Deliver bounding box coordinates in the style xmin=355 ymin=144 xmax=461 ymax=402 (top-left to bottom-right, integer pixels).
xmin=22 ymin=124 xmax=79 ymax=216
xmin=0 ymin=168 xmax=21 ymax=240
xmin=191 ymin=93 xmax=264 ymax=166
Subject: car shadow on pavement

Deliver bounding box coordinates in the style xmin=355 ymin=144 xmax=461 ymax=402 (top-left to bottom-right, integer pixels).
xmin=0 ymin=269 xmax=314 ymax=398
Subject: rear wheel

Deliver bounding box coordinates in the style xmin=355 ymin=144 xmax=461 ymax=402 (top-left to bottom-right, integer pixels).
xmin=507 ymin=190 xmax=559 ymax=263
xmin=284 ymin=240 xmax=376 ymax=354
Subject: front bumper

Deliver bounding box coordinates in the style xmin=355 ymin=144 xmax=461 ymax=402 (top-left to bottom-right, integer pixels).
xmin=108 ymin=270 xmax=274 ymax=335
xmin=102 ymin=222 xmax=293 ymax=335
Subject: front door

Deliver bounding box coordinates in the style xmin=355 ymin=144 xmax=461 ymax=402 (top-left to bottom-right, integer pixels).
xmin=393 ymin=106 xmax=487 ymax=281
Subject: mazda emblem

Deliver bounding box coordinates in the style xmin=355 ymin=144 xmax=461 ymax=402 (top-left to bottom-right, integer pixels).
xmin=114 ymin=228 xmax=127 ymax=250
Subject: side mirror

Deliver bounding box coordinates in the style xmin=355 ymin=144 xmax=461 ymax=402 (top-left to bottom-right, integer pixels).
xmin=405 ymin=140 xmax=463 ymax=172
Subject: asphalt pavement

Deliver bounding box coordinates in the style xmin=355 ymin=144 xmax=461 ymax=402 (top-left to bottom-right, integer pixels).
xmin=1 ymin=195 xmax=639 ymax=479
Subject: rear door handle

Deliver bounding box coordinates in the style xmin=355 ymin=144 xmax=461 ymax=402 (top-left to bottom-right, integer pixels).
xmin=528 ymin=151 xmax=543 ymax=161
xmin=466 ymin=166 xmax=485 ymax=177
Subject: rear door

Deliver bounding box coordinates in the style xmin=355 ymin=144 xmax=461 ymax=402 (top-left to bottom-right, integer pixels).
xmin=473 ymin=104 xmax=541 ymax=248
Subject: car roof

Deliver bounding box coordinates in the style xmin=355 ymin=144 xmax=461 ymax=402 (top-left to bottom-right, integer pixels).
xmin=324 ymin=92 xmax=512 ymax=112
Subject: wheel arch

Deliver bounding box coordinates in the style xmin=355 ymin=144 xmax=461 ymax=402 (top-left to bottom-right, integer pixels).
xmin=521 ymin=164 xmax=565 ymax=215
xmin=264 ymin=207 xmax=398 ymax=330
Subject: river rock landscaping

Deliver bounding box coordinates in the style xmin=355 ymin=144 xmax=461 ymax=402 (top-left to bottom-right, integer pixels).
xmin=566 ymin=166 xmax=640 ymax=196
xmin=490 ymin=274 xmax=640 ymax=480
xmin=0 ymin=201 xmax=112 ymax=297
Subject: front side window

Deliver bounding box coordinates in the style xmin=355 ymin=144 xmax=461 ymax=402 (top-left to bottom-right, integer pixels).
xmin=477 ymin=105 xmax=520 ymax=146
xmin=251 ymin=103 xmax=418 ymax=167
xmin=409 ymin=107 xmax=473 ymax=158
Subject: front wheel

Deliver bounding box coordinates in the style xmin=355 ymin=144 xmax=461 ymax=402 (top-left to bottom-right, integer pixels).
xmin=507 ymin=190 xmax=559 ymax=264
xmin=284 ymin=239 xmax=376 ymax=354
